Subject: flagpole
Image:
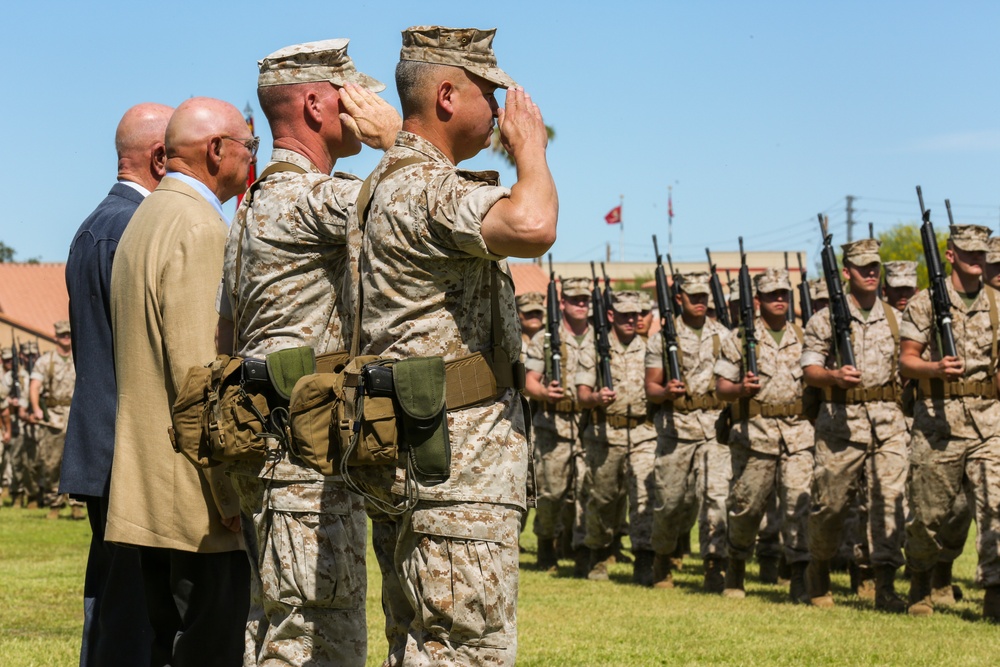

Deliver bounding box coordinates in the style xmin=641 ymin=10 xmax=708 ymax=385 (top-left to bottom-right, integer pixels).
xmin=619 ymin=194 xmax=624 ymax=262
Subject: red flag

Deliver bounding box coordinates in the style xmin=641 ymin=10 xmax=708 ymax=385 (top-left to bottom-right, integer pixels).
xmin=605 ymin=205 xmax=622 ymax=225
xmin=237 ymin=104 xmax=257 ymax=207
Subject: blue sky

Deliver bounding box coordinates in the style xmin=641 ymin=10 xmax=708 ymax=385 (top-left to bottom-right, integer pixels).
xmin=2 ymin=1 xmax=998 ymax=267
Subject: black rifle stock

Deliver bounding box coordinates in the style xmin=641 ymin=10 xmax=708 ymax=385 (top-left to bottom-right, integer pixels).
xmin=653 ymin=236 xmax=682 ymax=381
xmin=797 ymin=252 xmax=813 ymax=325
xmin=706 ymin=248 xmax=733 ymax=329
xmin=738 ymin=237 xmax=758 ymax=376
xmin=917 ymin=186 xmax=957 ymax=357
xmin=590 ymin=262 xmax=614 ymax=390
xmin=545 ymin=254 xmax=562 ymax=386
xmin=600 ymin=262 xmax=613 ymax=307
xmin=784 ymin=252 xmax=796 ymax=323
xmin=818 ymin=214 xmax=856 ymax=368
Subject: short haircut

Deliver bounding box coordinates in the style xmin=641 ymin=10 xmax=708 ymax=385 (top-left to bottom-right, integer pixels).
xmin=396 ymin=60 xmax=450 ymax=118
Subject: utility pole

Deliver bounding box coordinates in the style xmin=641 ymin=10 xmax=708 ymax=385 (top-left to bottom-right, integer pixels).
xmin=845 ymin=195 xmax=856 ymax=243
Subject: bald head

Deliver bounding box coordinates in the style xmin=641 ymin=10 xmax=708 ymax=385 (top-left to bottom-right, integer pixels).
xmin=165 ymin=97 xmax=256 ymax=203
xmin=115 ymin=102 xmax=173 ymax=191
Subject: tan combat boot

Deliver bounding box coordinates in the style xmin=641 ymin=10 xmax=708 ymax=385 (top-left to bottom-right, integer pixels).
xmin=806 ymin=559 xmax=834 ymax=608
xmin=850 ymin=563 xmax=876 ymax=601
xmin=46 ymin=507 xmax=60 ymax=520
xmin=633 ymin=550 xmax=655 ymax=587
xmin=704 ymin=557 xmax=725 ymax=594
xmin=723 ymin=557 xmax=746 ymax=599
xmin=874 ymin=566 xmax=906 ymax=613
xmin=908 ymin=569 xmax=934 ymax=617
xmin=652 ymin=553 xmax=675 ymax=589
xmin=930 ymin=560 xmax=958 ymax=606
xmin=71 ymin=506 xmax=86 ymax=521
xmin=983 ymin=586 xmax=1000 ymax=623
xmin=587 ymin=546 xmax=612 ymax=582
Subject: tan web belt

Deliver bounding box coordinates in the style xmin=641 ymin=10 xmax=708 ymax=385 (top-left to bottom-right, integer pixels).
xmin=594 ymin=411 xmax=650 ymax=429
xmin=917 ymin=378 xmax=997 ymax=400
xmin=543 ymin=399 xmax=577 ymax=414
xmin=671 ymin=394 xmax=723 ymax=413
xmin=45 ymin=398 xmax=72 ymax=407
xmin=732 ymin=399 xmax=802 ymax=420
xmin=822 ymin=384 xmax=898 ymax=404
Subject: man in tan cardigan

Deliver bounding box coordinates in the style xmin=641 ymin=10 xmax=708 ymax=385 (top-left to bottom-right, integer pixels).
xmin=108 ymin=97 xmax=255 ymax=666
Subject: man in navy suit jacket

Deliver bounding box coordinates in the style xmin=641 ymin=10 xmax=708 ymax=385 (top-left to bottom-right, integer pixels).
xmin=63 ymin=102 xmax=172 ymax=667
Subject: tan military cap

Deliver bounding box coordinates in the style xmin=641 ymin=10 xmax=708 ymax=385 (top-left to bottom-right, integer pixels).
xmin=561 ymin=277 xmax=591 ymax=298
xmin=516 ymin=291 xmax=545 ymax=313
xmin=809 ymin=278 xmax=829 ymax=301
xmin=258 ymin=39 xmax=385 ymax=91
xmin=1 ymin=347 xmax=11 ymax=361
xmin=754 ymin=268 xmax=792 ymax=294
xmin=54 ymin=320 xmax=71 ymax=335
xmin=727 ymin=280 xmax=740 ymax=303
xmin=987 ymin=237 xmax=1000 ymax=264
xmin=610 ymin=290 xmax=644 ymax=313
xmin=841 ymin=238 xmax=881 ymax=267
xmin=883 ymin=260 xmax=918 ymax=287
xmin=19 ymin=341 xmax=38 ymax=355
xmin=949 ymin=224 xmax=991 ymax=252
xmin=400 ymin=26 xmax=516 ymax=88
xmin=675 ymin=271 xmax=711 ymax=296
xmin=638 ymin=291 xmax=654 ymax=311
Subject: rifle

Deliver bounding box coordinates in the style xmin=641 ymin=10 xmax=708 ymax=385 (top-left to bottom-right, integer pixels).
xmin=590 ymin=261 xmax=614 ymax=390
xmin=784 ymin=252 xmax=796 ymax=323
xmin=654 ymin=236 xmax=682 ymax=381
xmin=8 ymin=333 xmax=20 ymax=438
xmin=544 ymin=254 xmax=562 ymax=386
xmin=706 ymin=248 xmax=733 ymax=329
xmin=917 ymin=186 xmax=957 ymax=357
xmin=600 ymin=262 xmax=613 ymax=306
xmin=818 ymin=214 xmax=856 ymax=368
xmin=797 ymin=252 xmax=813 ymax=325
xmin=738 ymin=237 xmax=758 ymax=376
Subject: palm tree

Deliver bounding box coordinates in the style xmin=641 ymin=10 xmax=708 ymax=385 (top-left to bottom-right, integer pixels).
xmin=490 ymin=125 xmax=556 ymax=167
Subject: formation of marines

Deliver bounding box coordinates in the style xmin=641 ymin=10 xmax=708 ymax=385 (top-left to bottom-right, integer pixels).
xmin=522 ymin=221 xmax=1000 ymax=623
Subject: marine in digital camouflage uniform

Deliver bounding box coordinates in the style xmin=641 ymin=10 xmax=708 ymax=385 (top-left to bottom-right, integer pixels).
xmin=577 ymin=290 xmax=658 ymax=584
xmin=715 ymin=268 xmax=814 ymax=602
xmin=523 ymin=278 xmax=593 ymax=573
xmin=800 ymin=239 xmax=908 ymax=612
xmin=218 ymin=40 xmax=400 ymax=666
xmin=5 ymin=345 xmax=37 ymax=507
xmin=516 ymin=291 xmax=545 ymax=362
xmin=899 ymin=224 xmax=1000 ymax=620
xmin=358 ymin=26 xmax=557 ymax=666
xmin=29 ymin=321 xmax=82 ymax=517
xmin=645 ymin=272 xmax=731 ymax=592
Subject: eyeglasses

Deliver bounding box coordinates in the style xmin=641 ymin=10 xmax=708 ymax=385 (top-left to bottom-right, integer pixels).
xmin=222 ymin=135 xmax=260 ymax=157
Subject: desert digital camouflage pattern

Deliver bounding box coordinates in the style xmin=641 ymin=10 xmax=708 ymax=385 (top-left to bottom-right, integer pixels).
xmin=31 ymin=349 xmax=75 ymax=507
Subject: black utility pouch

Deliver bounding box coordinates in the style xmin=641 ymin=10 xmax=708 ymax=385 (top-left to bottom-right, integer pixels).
xmin=393 ymin=357 xmax=451 ymax=486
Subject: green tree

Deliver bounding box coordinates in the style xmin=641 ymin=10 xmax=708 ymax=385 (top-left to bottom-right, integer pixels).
xmin=0 ymin=241 xmax=15 ymax=263
xmin=490 ymin=125 xmax=556 ymax=167
xmin=875 ymin=222 xmax=948 ymax=289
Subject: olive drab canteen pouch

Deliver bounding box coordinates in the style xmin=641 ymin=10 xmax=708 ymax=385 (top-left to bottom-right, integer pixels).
xmin=169 ymin=355 xmax=272 ymax=468
xmin=393 ymin=357 xmax=451 ymax=486
xmin=266 ymin=346 xmax=316 ymax=401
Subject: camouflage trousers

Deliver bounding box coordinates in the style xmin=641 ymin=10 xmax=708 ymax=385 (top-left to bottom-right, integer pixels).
xmin=231 ymin=473 xmax=368 ymax=667
xmin=755 ymin=491 xmax=783 ymax=560
xmin=369 ymin=500 xmax=522 ymax=667
xmin=583 ymin=423 xmax=657 ymax=551
xmin=9 ymin=429 xmax=39 ymax=501
xmin=37 ymin=425 xmax=80 ymax=509
xmin=531 ymin=426 xmax=576 ymax=541
xmin=727 ymin=442 xmax=813 ymax=564
xmin=808 ymin=428 xmax=908 ymax=568
xmin=651 ymin=435 xmax=731 ymax=560
xmin=906 ymin=430 xmax=1000 ymax=586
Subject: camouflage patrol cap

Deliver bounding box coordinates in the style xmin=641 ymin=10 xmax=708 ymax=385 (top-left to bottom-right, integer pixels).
xmin=727 ymin=280 xmax=739 ymax=303
xmin=54 ymin=320 xmax=71 ymax=335
xmin=809 ymin=278 xmax=829 ymax=301
xmin=638 ymin=291 xmax=654 ymax=312
xmin=988 ymin=237 xmax=1000 ymax=264
xmin=20 ymin=341 xmax=39 ymax=355
xmin=1 ymin=347 xmax=11 ymax=361
xmin=610 ymin=290 xmax=644 ymax=314
xmin=675 ymin=271 xmax=711 ymax=296
xmin=841 ymin=238 xmax=881 ymax=267
xmin=400 ymin=26 xmax=516 ymax=89
xmin=883 ymin=260 xmax=918 ymax=287
xmin=560 ymin=277 xmax=591 ymax=298
xmin=257 ymin=39 xmax=386 ymax=92
xmin=949 ymin=224 xmax=991 ymax=252
xmin=754 ymin=268 xmax=792 ymax=295
xmin=516 ymin=291 xmax=545 ymax=313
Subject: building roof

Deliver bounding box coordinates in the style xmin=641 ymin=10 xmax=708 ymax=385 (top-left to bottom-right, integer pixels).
xmin=509 ymin=262 xmax=547 ymax=295
xmin=0 ymin=262 xmax=68 ymax=343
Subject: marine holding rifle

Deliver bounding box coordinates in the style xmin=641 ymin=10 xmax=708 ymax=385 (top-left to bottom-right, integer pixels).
xmin=644 ymin=272 xmax=731 ymax=592
xmin=524 ymin=277 xmax=594 ymax=574
xmin=714 ymin=268 xmax=814 ymax=602
xmin=899 ymin=222 xmax=1000 ymax=621
xmin=800 ymin=238 xmax=908 ymax=613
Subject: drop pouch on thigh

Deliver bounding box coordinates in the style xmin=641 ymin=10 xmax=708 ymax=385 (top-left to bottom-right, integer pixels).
xmin=393 ymin=357 xmax=450 ymax=486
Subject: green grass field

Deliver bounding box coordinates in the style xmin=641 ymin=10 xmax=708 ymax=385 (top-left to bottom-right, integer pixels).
xmin=1 ymin=506 xmax=996 ymax=667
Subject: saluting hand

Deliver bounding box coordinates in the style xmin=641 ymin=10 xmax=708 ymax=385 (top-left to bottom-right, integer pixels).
xmin=497 ymin=87 xmax=547 ymax=163
xmin=339 ymin=83 xmax=402 ymax=151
